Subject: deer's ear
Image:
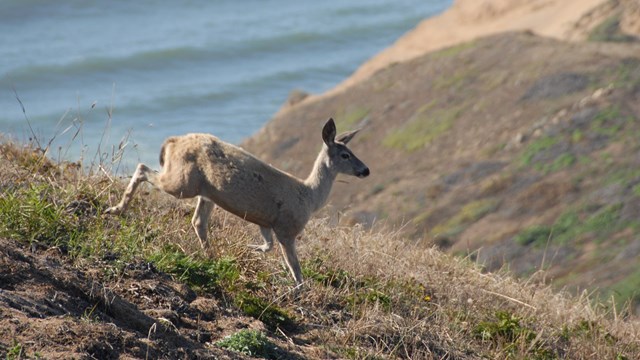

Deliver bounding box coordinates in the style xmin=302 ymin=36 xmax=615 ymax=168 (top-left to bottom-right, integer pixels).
xmin=336 ymin=128 xmax=360 ymax=144
xmin=322 ymin=118 xmax=336 ymax=145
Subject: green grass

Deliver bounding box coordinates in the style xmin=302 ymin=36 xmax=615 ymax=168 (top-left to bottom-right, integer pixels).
xmin=148 ymin=245 xmax=240 ymax=293
xmin=611 ymin=58 xmax=640 ymax=90
xmin=0 ymin=184 xmax=77 ymax=247
xmin=431 ymin=199 xmax=498 ymax=238
xmin=216 ymin=329 xmax=278 ymax=358
xmin=431 ymin=41 xmax=477 ymax=59
xmin=514 ymin=204 xmax=626 ymax=247
xmin=234 ymin=293 xmax=296 ymax=331
xmin=0 ymin=175 xmax=162 ymax=264
xmin=383 ymin=103 xmax=463 ymax=152
xmin=514 ymin=225 xmax=554 ymax=247
xmin=335 ymin=106 xmax=369 ymax=133
xmin=519 ymin=136 xmax=559 ymax=167
xmin=433 ymin=66 xmax=476 ymax=91
xmin=518 ymin=105 xmax=635 ymax=174
xmin=603 ymin=268 xmax=640 ymax=313
xmin=590 ymin=105 xmax=634 ymax=136
xmin=475 ymin=311 xmax=533 ymax=343
xmin=546 ymin=153 xmax=576 ymax=173
xmin=1 ymin=141 xmax=639 ymax=359
xmin=303 ymin=256 xmax=392 ymax=311
xmin=6 ymin=340 xmax=24 ymax=360
xmin=588 ymin=13 xmax=636 ymax=43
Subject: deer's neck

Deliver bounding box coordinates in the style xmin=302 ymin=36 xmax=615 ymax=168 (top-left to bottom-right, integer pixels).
xmin=304 ymin=148 xmax=336 ymax=213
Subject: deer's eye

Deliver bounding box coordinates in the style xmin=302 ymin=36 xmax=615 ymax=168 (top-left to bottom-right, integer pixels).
xmin=340 ymin=153 xmax=350 ymax=159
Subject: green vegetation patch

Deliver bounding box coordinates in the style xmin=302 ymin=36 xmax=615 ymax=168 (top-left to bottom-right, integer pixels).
xmin=303 ymin=256 xmax=395 ymax=312
xmin=384 ymin=103 xmax=464 ymax=152
xmin=475 ymin=311 xmax=554 ymax=358
xmin=5 ymin=340 xmax=25 ymax=360
xmin=603 ymin=268 xmax=640 ymax=313
xmin=588 ymin=13 xmax=636 ymax=43
xmin=475 ymin=311 xmax=535 ymax=343
xmin=590 ymin=105 xmax=633 ymax=136
xmin=547 ymin=153 xmax=576 ymax=173
xmin=433 ymin=66 xmax=477 ymax=91
xmin=0 ymin=184 xmax=78 ymax=247
xmin=148 ymin=245 xmax=239 ymax=292
xmin=519 ymin=135 xmax=559 ymax=167
xmin=431 ymin=199 xmax=498 ymax=238
xmin=216 ymin=329 xmax=278 ymax=358
xmin=612 ymin=58 xmax=640 ymax=90
xmin=347 ymin=288 xmax=391 ymax=311
xmin=431 ymin=40 xmax=477 ymax=59
xmin=519 ymin=134 xmax=577 ymax=174
xmin=515 ymin=204 xmax=625 ymax=247
xmin=303 ymin=256 xmax=353 ymax=288
xmin=335 ymin=106 xmax=369 ymax=132
xmin=519 ymin=105 xmax=635 ymax=174
xmin=234 ymin=292 xmax=296 ymax=331
xmin=0 ymin=182 xmax=155 ymax=261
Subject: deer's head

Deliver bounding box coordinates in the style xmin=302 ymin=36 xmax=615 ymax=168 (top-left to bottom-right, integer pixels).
xmin=322 ymin=118 xmax=369 ymax=178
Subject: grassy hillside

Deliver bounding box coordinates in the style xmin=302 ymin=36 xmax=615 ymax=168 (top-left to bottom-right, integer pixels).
xmin=243 ymin=32 xmax=640 ymax=312
xmin=1 ymin=136 xmax=639 ymax=358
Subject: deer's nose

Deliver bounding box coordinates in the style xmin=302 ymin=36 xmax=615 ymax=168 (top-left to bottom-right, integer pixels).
xmin=358 ymin=168 xmax=370 ymax=178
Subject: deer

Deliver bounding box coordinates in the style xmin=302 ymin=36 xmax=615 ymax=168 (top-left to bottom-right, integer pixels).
xmin=105 ymin=118 xmax=369 ymax=286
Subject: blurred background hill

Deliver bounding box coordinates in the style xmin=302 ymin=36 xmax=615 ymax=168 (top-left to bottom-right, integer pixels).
xmin=244 ymin=0 xmax=640 ymax=312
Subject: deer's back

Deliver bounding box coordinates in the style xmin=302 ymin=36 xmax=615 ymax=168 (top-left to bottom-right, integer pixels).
xmin=161 ymin=133 xmax=309 ymax=228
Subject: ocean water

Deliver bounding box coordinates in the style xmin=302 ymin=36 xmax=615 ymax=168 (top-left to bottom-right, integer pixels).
xmin=0 ymin=0 xmax=451 ymax=171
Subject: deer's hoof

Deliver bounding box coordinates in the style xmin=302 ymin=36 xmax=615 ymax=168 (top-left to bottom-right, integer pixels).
xmin=104 ymin=206 xmax=122 ymax=215
xmin=248 ymin=243 xmax=272 ymax=253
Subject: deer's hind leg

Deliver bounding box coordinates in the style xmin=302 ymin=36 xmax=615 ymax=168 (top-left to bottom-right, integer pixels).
xmin=192 ymin=196 xmax=215 ymax=249
xmin=249 ymin=226 xmax=274 ymax=253
xmin=106 ymin=163 xmax=158 ymax=215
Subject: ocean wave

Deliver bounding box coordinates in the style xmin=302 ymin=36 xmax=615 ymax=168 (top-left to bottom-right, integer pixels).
xmin=3 ymin=9 xmax=425 ymax=87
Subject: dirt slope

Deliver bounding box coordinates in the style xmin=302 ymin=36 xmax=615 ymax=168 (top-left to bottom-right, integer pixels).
xmin=243 ymin=31 xmax=640 ymax=307
xmin=0 ymin=237 xmax=307 ymax=359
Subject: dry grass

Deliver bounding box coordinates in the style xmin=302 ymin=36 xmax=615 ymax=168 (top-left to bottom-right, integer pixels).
xmin=1 ymin=140 xmax=639 ymax=359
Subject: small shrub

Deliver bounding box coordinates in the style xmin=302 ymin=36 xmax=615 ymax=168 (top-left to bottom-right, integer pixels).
xmin=216 ymin=329 xmax=277 ymax=358
xmin=6 ymin=340 xmax=24 ymax=360
xmin=474 ymin=311 xmax=554 ymax=358
xmin=475 ymin=311 xmax=534 ymax=343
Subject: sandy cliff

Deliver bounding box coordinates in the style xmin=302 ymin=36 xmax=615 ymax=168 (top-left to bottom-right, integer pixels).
xmin=335 ymin=0 xmax=640 ymax=93
xmin=279 ymin=0 xmax=640 ymax=106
